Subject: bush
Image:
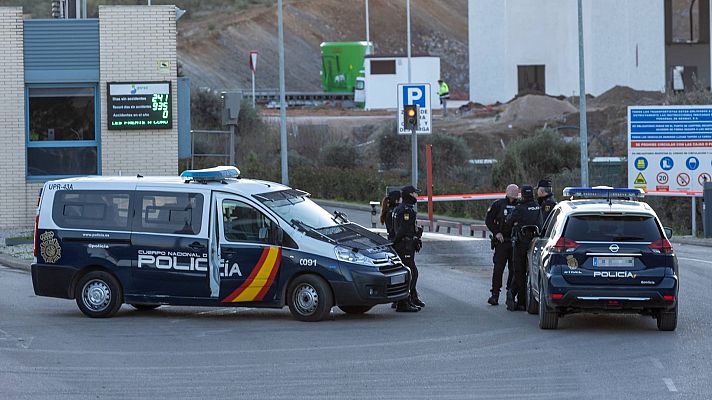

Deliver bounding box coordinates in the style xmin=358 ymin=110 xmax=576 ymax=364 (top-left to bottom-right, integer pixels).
xmin=377 ymin=122 xmax=409 ymax=169
xmin=321 ymin=143 xmax=359 ymax=169
xmin=190 ymin=89 xmax=222 ymax=130
xmin=492 ymin=128 xmax=579 ymax=187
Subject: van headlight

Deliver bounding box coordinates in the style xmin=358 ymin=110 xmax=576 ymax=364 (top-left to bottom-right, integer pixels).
xmin=334 ymin=246 xmax=373 ymax=265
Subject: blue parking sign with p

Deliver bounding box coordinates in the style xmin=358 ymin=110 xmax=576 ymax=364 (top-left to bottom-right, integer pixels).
xmin=403 ymin=85 xmax=427 ymax=107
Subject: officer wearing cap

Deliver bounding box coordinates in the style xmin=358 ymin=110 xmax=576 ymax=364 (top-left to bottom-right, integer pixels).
xmin=504 ymin=185 xmax=542 ymax=311
xmin=537 ymin=178 xmax=557 ymax=223
xmin=484 ymin=184 xmax=519 ymax=305
xmin=392 ymin=185 xmax=424 ymax=312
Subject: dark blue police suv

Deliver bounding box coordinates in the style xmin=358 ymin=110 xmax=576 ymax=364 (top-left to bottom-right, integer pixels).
xmin=526 ymin=188 xmax=678 ymax=331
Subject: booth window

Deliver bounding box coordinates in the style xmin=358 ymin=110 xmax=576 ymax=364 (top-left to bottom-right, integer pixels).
xmin=27 ymin=87 xmax=99 ymax=178
xmin=370 ymin=60 xmax=396 ymax=75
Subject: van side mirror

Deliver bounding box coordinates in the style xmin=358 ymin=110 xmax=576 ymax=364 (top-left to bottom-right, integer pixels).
xmin=664 ymin=227 xmax=673 ymax=239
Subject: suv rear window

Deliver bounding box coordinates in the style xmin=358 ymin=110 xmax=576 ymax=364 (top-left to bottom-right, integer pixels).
xmin=52 ymin=190 xmax=131 ymax=231
xmin=564 ymin=215 xmax=662 ymax=242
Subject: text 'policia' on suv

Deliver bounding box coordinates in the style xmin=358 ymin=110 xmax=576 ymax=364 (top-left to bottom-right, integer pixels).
xmin=527 ymin=187 xmax=678 ymax=331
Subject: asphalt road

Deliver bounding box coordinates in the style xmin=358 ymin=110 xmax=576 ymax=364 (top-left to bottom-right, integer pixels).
xmin=1 ymin=206 xmax=710 ymax=399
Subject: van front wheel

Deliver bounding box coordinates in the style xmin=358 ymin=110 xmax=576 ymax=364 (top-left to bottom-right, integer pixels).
xmin=75 ymin=271 xmax=123 ymax=318
xmin=287 ymin=275 xmax=333 ymax=322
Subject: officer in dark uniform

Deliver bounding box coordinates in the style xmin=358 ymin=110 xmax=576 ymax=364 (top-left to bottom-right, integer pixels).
xmin=505 ymin=185 xmax=543 ymax=311
xmin=381 ymin=190 xmax=401 ymax=241
xmin=484 ymin=184 xmax=519 ymax=305
xmin=537 ymin=178 xmax=557 ymax=224
xmin=392 ymin=185 xmax=424 ymax=312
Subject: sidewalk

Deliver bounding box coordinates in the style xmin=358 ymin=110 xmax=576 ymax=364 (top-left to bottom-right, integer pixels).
xmin=671 ymin=236 xmax=712 ymax=248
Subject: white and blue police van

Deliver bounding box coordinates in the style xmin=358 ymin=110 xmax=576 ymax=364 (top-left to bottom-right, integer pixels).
xmin=31 ymin=167 xmax=411 ymax=322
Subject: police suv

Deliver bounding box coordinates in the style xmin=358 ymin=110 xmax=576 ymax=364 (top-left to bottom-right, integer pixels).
xmin=526 ymin=187 xmax=679 ymax=331
xmin=31 ymin=167 xmax=411 ymax=322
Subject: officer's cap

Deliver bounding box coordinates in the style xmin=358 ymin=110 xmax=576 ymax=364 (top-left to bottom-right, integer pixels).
xmin=521 ymin=185 xmax=534 ymax=198
xmin=537 ymin=178 xmax=552 ymax=188
xmin=401 ymin=185 xmax=420 ymax=195
xmin=388 ymin=190 xmax=401 ymax=201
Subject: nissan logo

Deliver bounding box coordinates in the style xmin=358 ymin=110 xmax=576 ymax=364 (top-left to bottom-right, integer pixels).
xmin=609 ymin=244 xmax=620 ymax=253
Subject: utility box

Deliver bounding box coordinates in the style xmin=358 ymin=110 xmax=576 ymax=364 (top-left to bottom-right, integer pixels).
xmin=221 ymin=91 xmax=242 ymax=125
xmin=705 ymin=182 xmax=712 ymax=238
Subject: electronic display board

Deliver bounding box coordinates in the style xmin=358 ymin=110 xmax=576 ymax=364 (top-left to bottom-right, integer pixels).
xmin=107 ymin=82 xmax=171 ymax=130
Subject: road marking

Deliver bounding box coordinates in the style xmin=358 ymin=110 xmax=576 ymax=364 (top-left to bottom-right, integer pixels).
xmin=663 ymin=378 xmax=678 ymax=392
xmin=651 ymin=357 xmax=664 ymax=370
xmin=678 ymin=257 xmax=712 ymax=265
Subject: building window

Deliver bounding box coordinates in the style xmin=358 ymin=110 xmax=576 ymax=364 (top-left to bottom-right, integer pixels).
xmin=370 ymin=60 xmax=396 ymax=75
xmin=27 ymin=86 xmax=99 ymax=178
xmin=517 ymin=65 xmax=546 ymax=95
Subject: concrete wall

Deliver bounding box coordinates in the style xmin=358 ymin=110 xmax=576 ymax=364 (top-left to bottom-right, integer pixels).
xmin=364 ymin=57 xmax=441 ymax=110
xmin=0 ymin=7 xmax=29 ymax=228
xmin=469 ymin=0 xmax=666 ymax=103
xmin=99 ymin=5 xmax=178 ymax=176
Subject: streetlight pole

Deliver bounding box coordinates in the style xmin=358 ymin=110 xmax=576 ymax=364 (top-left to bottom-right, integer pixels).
xmin=365 ymin=0 xmax=370 ymax=43
xmin=278 ymin=0 xmax=288 ymax=185
xmin=406 ymin=0 xmax=417 ymax=188
xmin=577 ymin=0 xmax=589 ymax=187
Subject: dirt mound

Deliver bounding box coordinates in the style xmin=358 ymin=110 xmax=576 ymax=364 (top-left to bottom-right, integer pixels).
xmin=500 ymin=95 xmax=577 ymax=128
xmin=589 ymin=85 xmax=665 ymax=109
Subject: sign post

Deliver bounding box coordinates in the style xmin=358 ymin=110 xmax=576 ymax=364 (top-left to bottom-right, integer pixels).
xmin=397 ymin=83 xmax=432 ymax=187
xmin=249 ymin=51 xmax=258 ymax=108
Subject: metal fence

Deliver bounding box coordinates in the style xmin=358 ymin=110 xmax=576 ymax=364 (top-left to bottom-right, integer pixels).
xmin=190 ymin=130 xmax=232 ymax=169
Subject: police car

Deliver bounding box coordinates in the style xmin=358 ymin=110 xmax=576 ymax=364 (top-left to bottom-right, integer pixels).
xmin=31 ymin=167 xmax=411 ymax=322
xmin=526 ymin=187 xmax=679 ymax=331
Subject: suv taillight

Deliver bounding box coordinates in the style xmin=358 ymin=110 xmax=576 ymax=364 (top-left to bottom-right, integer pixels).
xmin=33 ymin=214 xmax=39 ymax=257
xmin=649 ymin=238 xmax=673 ymax=254
xmin=552 ymin=237 xmax=578 ymax=252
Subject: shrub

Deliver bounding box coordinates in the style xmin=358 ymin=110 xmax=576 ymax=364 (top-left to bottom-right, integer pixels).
xmin=321 ymin=143 xmax=359 ymax=169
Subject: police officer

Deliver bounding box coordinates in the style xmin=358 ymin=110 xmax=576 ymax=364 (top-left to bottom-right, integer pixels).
xmin=505 ymin=185 xmax=543 ymax=311
xmin=381 ymin=190 xmax=401 ymax=240
xmin=537 ymin=178 xmax=557 ymax=223
xmin=392 ymin=185 xmax=424 ymax=312
xmin=484 ymin=184 xmax=519 ymax=305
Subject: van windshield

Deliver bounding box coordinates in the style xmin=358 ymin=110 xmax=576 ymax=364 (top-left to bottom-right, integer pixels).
xmin=255 ymin=189 xmax=338 ymax=229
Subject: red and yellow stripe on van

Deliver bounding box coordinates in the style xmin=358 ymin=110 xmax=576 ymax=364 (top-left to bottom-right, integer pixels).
xmin=221 ymin=246 xmax=281 ymax=303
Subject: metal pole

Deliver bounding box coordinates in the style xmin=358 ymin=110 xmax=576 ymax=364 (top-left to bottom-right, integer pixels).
xmin=229 ymin=125 xmax=236 ymax=166
xmin=691 ymin=196 xmax=697 ymax=236
xmin=278 ymin=0 xmax=289 ymax=185
xmin=426 ymin=144 xmax=434 ymax=231
xmin=365 ymin=0 xmax=370 ymax=43
xmin=407 ymin=0 xmax=417 ymax=188
xmin=191 ymin=130 xmax=194 ymax=169
xmin=577 ymin=0 xmax=589 ymax=187
xmin=75 ymin=0 xmax=81 ymax=18
xmin=252 ymin=71 xmax=256 ymax=108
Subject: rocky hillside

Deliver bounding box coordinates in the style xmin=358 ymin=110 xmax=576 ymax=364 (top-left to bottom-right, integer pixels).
xmin=177 ymin=0 xmax=469 ymax=97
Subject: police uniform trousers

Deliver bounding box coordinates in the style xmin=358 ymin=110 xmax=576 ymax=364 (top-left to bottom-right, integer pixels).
xmin=394 ymin=241 xmax=418 ymax=297
xmin=510 ymin=241 xmax=531 ymax=303
xmin=492 ymin=241 xmax=514 ymax=293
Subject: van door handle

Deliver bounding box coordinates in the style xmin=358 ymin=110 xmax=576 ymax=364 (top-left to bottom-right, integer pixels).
xmin=189 ymin=242 xmax=206 ymax=250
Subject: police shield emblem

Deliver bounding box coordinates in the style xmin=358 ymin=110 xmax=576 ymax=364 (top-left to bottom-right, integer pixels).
xmin=39 ymin=231 xmax=62 ymax=264
xmin=566 ymin=255 xmax=578 ymax=269
xmin=404 ymin=213 xmax=410 ymax=221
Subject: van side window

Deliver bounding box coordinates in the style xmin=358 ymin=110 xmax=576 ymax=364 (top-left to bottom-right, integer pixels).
xmin=134 ymin=192 xmax=203 ymax=235
xmin=222 ymin=199 xmax=276 ymax=244
xmin=53 ymin=190 xmax=131 ymax=231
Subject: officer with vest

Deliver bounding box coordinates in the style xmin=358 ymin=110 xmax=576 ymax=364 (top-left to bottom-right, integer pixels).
xmin=505 ymin=185 xmax=543 ymax=311
xmin=381 ymin=190 xmax=401 ymax=241
xmin=392 ymin=185 xmax=425 ymax=312
xmin=537 ymin=178 xmax=557 ymax=223
xmin=438 ymin=79 xmax=450 ymax=117
xmin=484 ymin=184 xmax=519 ymax=305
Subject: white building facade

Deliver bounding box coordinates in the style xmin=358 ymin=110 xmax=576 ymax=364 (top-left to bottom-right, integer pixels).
xmin=364 ymin=56 xmax=441 ymax=110
xmin=469 ymin=0 xmax=669 ymax=104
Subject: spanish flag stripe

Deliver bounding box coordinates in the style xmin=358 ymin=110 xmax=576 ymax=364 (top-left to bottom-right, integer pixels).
xmin=254 ymin=248 xmax=282 ymax=301
xmin=221 ymin=247 xmax=270 ymax=303
xmin=233 ymin=247 xmax=280 ymax=302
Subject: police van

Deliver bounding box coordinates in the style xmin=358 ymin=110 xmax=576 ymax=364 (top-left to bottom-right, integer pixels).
xmin=31 ymin=167 xmax=411 ymax=322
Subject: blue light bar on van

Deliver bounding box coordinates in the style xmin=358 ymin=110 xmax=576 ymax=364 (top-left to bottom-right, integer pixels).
xmin=180 ymin=166 xmax=240 ymax=181
xmin=563 ymin=187 xmax=644 ymax=200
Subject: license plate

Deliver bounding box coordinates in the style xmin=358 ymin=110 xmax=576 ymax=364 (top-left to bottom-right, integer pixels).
xmin=390 ymin=273 xmax=406 ymax=285
xmin=592 ymin=257 xmax=635 ymax=268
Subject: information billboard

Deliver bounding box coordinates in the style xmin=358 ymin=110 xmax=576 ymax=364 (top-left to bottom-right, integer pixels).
xmin=107 ymin=82 xmax=172 ymax=130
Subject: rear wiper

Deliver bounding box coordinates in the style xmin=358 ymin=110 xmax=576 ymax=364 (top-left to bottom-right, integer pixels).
xmin=611 ymin=236 xmax=645 ymax=241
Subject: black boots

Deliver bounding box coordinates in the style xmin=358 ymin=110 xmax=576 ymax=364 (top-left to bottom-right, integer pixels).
xmin=410 ymin=293 xmax=425 ymax=308
xmin=506 ymin=290 xmax=516 ymax=311
xmin=395 ymin=300 xmax=420 ymax=312
xmin=488 ymin=291 xmax=499 ymax=306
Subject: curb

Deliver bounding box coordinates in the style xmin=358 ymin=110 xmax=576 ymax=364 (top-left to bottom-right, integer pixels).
xmin=314 ymin=198 xmax=485 ymax=225
xmin=672 ymin=237 xmax=712 ymax=248
xmin=0 ymin=253 xmax=31 ymax=272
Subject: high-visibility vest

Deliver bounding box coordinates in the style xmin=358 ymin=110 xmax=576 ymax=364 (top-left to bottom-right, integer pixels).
xmin=439 ymin=82 xmax=450 ymax=97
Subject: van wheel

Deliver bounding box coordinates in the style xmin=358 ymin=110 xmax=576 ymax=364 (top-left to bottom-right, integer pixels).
xmin=657 ymin=304 xmax=678 ymax=331
xmin=287 ymin=275 xmax=333 ymax=322
xmin=130 ymin=304 xmax=160 ymax=311
xmin=538 ymin=281 xmax=558 ymax=330
xmin=339 ymin=305 xmax=373 ymax=315
xmin=75 ymin=271 xmax=123 ymax=318
xmin=526 ymin=278 xmax=538 ymax=315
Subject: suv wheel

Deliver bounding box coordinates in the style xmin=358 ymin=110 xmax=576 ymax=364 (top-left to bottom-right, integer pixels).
xmin=75 ymin=271 xmax=123 ymax=318
xmin=287 ymin=275 xmax=334 ymax=322
xmin=657 ymin=303 xmax=678 ymax=331
xmin=538 ymin=280 xmax=558 ymax=330
xmin=526 ymin=277 xmax=538 ymax=315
